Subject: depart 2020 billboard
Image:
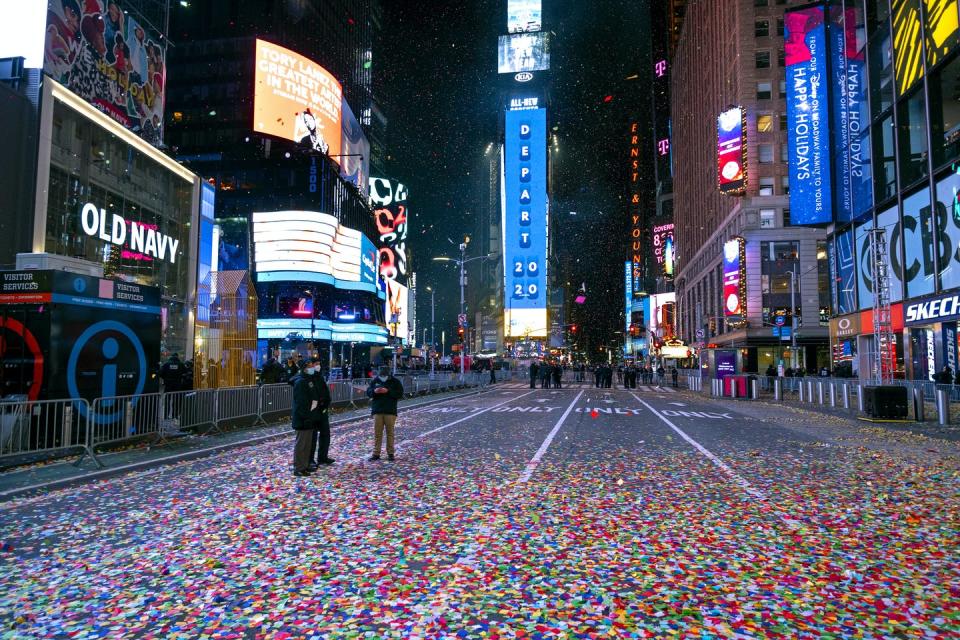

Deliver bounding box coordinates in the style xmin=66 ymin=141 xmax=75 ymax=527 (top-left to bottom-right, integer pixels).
xmin=253 ymin=39 xmax=342 ymax=161
xmin=503 ymin=108 xmax=548 ymax=338
xmin=252 ymin=210 xmax=377 ymax=294
xmin=785 ymin=5 xmax=833 ymax=225
xmin=43 ymin=0 xmax=166 ymax=144
xmin=722 ymin=238 xmax=745 ymax=318
xmin=717 ymin=107 xmax=745 ymax=194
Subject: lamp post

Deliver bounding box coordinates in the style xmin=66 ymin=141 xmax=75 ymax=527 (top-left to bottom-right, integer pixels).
xmin=433 ymin=246 xmax=494 ymax=381
xmin=426 ymin=285 xmax=436 ymax=378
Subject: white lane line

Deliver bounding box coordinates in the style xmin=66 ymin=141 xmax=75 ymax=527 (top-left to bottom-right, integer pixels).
xmin=404 ymin=390 xmax=538 ymax=442
xmin=630 ymin=392 xmax=766 ymax=500
xmin=517 ymin=389 xmax=585 ymax=484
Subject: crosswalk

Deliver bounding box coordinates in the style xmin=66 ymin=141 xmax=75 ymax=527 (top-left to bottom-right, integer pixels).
xmin=495 ymin=381 xmax=678 ymax=393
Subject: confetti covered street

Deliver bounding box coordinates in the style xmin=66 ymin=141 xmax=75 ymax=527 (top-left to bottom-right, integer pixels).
xmin=1 ymin=384 xmax=958 ymax=639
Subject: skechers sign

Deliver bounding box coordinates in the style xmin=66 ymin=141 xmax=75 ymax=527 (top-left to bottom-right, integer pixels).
xmin=80 ymin=203 xmax=180 ymax=264
xmin=503 ymin=107 xmax=547 ymax=338
xmin=785 ymin=5 xmax=833 ymax=225
xmin=905 ymin=294 xmax=960 ymax=325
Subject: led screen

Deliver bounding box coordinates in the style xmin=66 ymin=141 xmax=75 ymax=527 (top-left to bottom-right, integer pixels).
xmin=385 ymin=280 xmax=409 ymax=343
xmin=722 ymin=238 xmax=744 ymax=317
xmin=717 ymin=107 xmax=745 ymax=194
xmin=785 ymin=6 xmax=833 ymax=225
xmin=253 ymin=39 xmax=342 ymax=161
xmin=252 ymin=210 xmax=377 ymax=293
xmin=369 ymin=178 xmax=409 ymax=284
xmin=340 ymin=99 xmax=370 ymax=195
xmin=624 ymin=261 xmax=632 ymax=354
xmin=508 ymin=0 xmax=542 ymax=33
xmin=503 ymin=108 xmax=548 ymax=338
xmin=498 ymin=32 xmax=550 ymax=74
xmin=652 ymin=221 xmax=674 ymax=277
xmin=892 ymin=0 xmax=925 ymax=94
xmin=44 ymin=0 xmax=167 ymax=144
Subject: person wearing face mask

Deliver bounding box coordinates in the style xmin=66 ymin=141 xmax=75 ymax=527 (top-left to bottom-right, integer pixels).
xmin=307 ymin=358 xmax=334 ymax=469
xmin=291 ymin=361 xmax=319 ymax=477
xmin=366 ymin=366 xmax=404 ymax=461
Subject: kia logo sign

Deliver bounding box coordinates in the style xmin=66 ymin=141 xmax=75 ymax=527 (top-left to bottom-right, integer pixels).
xmin=515 ymin=72 xmax=534 ymax=82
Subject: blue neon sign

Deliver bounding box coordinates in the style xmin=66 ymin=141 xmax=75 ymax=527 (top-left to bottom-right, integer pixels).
xmin=785 ymin=5 xmax=833 ymax=225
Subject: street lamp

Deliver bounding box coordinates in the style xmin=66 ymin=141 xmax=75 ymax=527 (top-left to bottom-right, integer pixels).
xmin=433 ymin=246 xmax=495 ymax=380
xmin=426 ymin=285 xmax=436 ymax=378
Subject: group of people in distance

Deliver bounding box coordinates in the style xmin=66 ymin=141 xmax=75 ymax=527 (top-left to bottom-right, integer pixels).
xmin=290 ymin=361 xmax=404 ymax=477
xmin=527 ymin=360 xmax=679 ymax=389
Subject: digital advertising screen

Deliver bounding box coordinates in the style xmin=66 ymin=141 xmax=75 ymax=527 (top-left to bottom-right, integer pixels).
xmin=785 ymin=6 xmax=833 ymax=225
xmin=369 ymin=178 xmax=409 ymax=284
xmin=43 ymin=0 xmax=167 ymax=144
xmin=717 ymin=107 xmax=745 ymax=194
xmin=503 ymin=108 xmax=548 ymax=338
xmin=498 ymin=32 xmax=550 ymax=74
xmin=252 ymin=210 xmax=377 ymax=293
xmin=722 ymin=238 xmax=744 ymax=318
xmin=624 ymin=261 xmax=632 ymax=354
xmin=508 ymin=0 xmax=542 ymax=33
xmin=652 ymin=221 xmax=675 ymax=277
xmin=385 ymin=279 xmax=409 ymax=343
xmin=339 ymin=98 xmax=370 ymax=195
xmin=253 ymin=39 xmax=342 ymax=161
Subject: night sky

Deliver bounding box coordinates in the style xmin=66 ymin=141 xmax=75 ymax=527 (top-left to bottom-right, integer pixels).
xmin=379 ymin=1 xmax=650 ymax=358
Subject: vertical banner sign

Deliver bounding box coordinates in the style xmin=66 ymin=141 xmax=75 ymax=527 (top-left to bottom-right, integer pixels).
xmin=369 ymin=178 xmax=409 ymax=286
xmin=504 ymin=108 xmax=548 ymax=337
xmin=829 ymin=6 xmax=870 ymax=224
xmin=624 ymin=261 xmax=632 ymax=355
xmin=717 ymin=107 xmax=746 ymax=194
xmin=722 ymin=238 xmax=745 ymax=318
xmin=652 ymin=222 xmax=675 ymax=277
xmin=785 ymin=5 xmax=833 ymax=225
xmin=627 ymin=121 xmax=644 ymax=297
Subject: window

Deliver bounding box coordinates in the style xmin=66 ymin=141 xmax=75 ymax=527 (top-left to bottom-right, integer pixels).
xmin=897 ymin=89 xmax=929 ymax=186
xmin=759 ymin=177 xmax=775 ymax=196
xmin=757 ymin=114 xmax=774 ymax=132
xmin=930 ymin=55 xmax=960 ymax=169
xmin=783 ymin=208 xmax=791 ymax=225
xmin=776 ymin=18 xmax=784 ymax=36
xmin=761 ymin=241 xmax=800 ymax=321
xmin=781 ymin=144 xmax=789 ymax=162
xmin=755 ymin=20 xmax=770 ymax=37
xmin=874 ymin=114 xmax=897 ymax=201
xmin=757 ymin=81 xmax=772 ymax=100
xmin=779 ymin=114 xmax=787 ymax=131
xmin=937 ymin=170 xmax=960 ymax=290
xmin=902 ymin=187 xmax=935 ymax=298
xmin=869 ymin=29 xmax=894 ymax=117
xmin=759 ymin=144 xmax=774 ymax=163
xmin=760 ymin=208 xmax=776 ymax=228
xmin=778 ymin=49 xmax=785 ymax=67
xmin=781 ymin=175 xmax=790 ymax=195
xmin=756 ymin=51 xmax=771 ymax=68
xmin=754 ymin=0 xmax=768 ymax=6
xmin=778 ymin=80 xmax=786 ymax=98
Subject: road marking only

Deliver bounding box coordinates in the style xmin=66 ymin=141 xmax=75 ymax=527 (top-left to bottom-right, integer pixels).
xmin=517 ymin=390 xmax=585 ymax=484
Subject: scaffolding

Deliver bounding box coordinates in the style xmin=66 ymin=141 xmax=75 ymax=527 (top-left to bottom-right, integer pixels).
xmin=869 ymin=228 xmax=896 ymax=384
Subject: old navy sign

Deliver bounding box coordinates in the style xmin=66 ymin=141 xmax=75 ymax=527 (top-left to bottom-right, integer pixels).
xmin=905 ymin=294 xmax=960 ymax=325
xmin=80 ymin=203 xmax=180 ymax=264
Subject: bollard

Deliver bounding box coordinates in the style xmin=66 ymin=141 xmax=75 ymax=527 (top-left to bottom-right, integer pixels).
xmin=750 ymin=378 xmax=759 ymax=400
xmin=936 ymin=389 xmax=950 ymax=426
xmin=730 ymin=378 xmax=738 ymax=399
xmin=817 ymin=381 xmax=824 ymax=405
xmin=913 ymin=386 xmax=925 ymax=422
xmin=773 ymin=378 xmax=782 ymax=401
xmin=799 ymin=381 xmax=805 ymax=402
xmin=842 ymin=383 xmax=850 ymax=409
xmin=856 ymin=383 xmax=864 ymax=412
xmin=829 ymin=382 xmax=836 ymax=407
xmin=807 ymin=380 xmax=815 ymax=403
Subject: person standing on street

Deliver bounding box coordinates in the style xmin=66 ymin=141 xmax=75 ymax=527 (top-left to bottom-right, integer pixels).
xmin=594 ymin=364 xmax=602 ymax=388
xmin=159 ymin=353 xmax=184 ymax=420
xmin=656 ymin=364 xmax=666 ymax=386
xmin=671 ymin=366 xmax=679 ymax=387
xmin=291 ymin=364 xmax=318 ymax=477
xmin=552 ymin=362 xmax=562 ymax=389
xmin=529 ymin=360 xmax=539 ymax=389
xmin=540 ymin=362 xmax=551 ymax=389
xmin=367 ymin=366 xmax=404 ymax=461
xmin=489 ymin=364 xmax=496 ymax=384
xmin=307 ymin=358 xmax=334 ymax=469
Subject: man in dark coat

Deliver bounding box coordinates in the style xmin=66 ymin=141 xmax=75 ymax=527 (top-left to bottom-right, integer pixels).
xmin=291 ymin=364 xmax=320 ymax=477
xmin=159 ymin=353 xmax=184 ymax=419
xmin=367 ymin=366 xmax=404 ymax=461
xmin=529 ymin=361 xmax=539 ymax=389
xmin=308 ymin=359 xmax=334 ymax=469
xmin=552 ymin=363 xmax=562 ymax=389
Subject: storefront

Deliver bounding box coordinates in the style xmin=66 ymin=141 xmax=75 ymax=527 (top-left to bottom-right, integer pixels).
xmin=828 ymin=305 xmax=907 ymax=380
xmin=902 ymin=293 xmax=960 ymax=382
xmin=32 ymin=79 xmax=203 ymax=357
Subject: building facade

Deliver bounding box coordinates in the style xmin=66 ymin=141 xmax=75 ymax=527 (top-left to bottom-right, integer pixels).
xmin=672 ymin=0 xmax=831 ymax=373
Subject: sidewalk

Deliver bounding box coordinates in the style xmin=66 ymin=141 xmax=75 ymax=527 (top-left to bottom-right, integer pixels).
xmin=0 ymin=386 xmax=488 ymax=502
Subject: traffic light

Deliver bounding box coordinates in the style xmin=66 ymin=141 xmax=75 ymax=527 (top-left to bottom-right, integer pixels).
xmin=457 ymin=326 xmax=464 ymax=340
xmin=570 ymin=324 xmax=577 ymax=333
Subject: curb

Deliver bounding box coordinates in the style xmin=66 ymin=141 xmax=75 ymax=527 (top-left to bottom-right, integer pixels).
xmin=0 ymin=386 xmax=491 ymax=503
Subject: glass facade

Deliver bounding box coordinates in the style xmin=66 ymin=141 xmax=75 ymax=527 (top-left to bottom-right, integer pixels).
xmin=43 ymin=95 xmax=197 ymax=355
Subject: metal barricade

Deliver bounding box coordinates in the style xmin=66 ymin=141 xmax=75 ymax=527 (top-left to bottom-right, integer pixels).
xmin=88 ymin=392 xmax=164 ymax=451
xmin=1 ymin=397 xmax=97 ymax=468
xmin=167 ymin=388 xmax=217 ymax=435
xmin=214 ymin=386 xmax=262 ymax=431
xmin=259 ymin=384 xmax=292 ymax=422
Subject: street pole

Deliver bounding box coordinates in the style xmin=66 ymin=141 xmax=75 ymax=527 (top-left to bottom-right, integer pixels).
xmin=790 ymin=270 xmax=798 ymax=370
xmin=459 ymin=242 xmax=466 ymax=381
xmin=431 ymin=288 xmax=435 ymax=378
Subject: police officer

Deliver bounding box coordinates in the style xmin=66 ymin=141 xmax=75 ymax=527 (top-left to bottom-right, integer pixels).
xmin=159 ymin=353 xmax=184 ymax=419
xmin=529 ymin=360 xmax=539 ymax=389
xmin=291 ymin=362 xmax=317 ymax=477
xmin=309 ymin=358 xmax=334 ymax=469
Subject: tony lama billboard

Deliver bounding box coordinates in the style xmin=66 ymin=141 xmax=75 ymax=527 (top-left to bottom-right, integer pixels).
xmin=785 ymin=4 xmax=833 ymax=225
xmin=503 ymin=107 xmax=548 ymax=338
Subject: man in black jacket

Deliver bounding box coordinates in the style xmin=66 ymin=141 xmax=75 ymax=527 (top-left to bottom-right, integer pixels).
xmin=291 ymin=363 xmax=320 ymax=477
xmin=529 ymin=360 xmax=539 ymax=388
xmin=367 ymin=366 xmax=404 ymax=461
xmin=308 ymin=358 xmax=334 ymax=469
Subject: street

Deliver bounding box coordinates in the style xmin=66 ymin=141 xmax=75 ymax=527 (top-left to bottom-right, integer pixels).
xmin=1 ymin=384 xmax=957 ymax=639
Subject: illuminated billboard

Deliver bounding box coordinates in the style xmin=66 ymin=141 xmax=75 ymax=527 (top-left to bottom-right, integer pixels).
xmin=498 ymin=32 xmax=550 ymax=74
xmin=43 ymin=0 xmax=167 ymax=144
xmin=722 ymin=238 xmax=745 ymax=318
xmin=340 ymin=99 xmax=370 ymax=195
xmin=253 ymin=39 xmax=342 ymax=161
xmin=385 ymin=280 xmax=409 ymax=343
xmin=252 ymin=210 xmax=377 ymax=293
xmin=717 ymin=107 xmax=746 ymax=195
xmin=627 ymin=121 xmax=644 ymax=298
xmin=508 ymin=0 xmax=542 ymax=33
xmin=785 ymin=6 xmax=833 ymax=225
xmin=503 ymin=108 xmax=548 ymax=338
xmin=369 ymin=178 xmax=409 ymax=284
xmin=652 ymin=221 xmax=674 ymax=278
xmin=624 ymin=261 xmax=632 ymax=355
